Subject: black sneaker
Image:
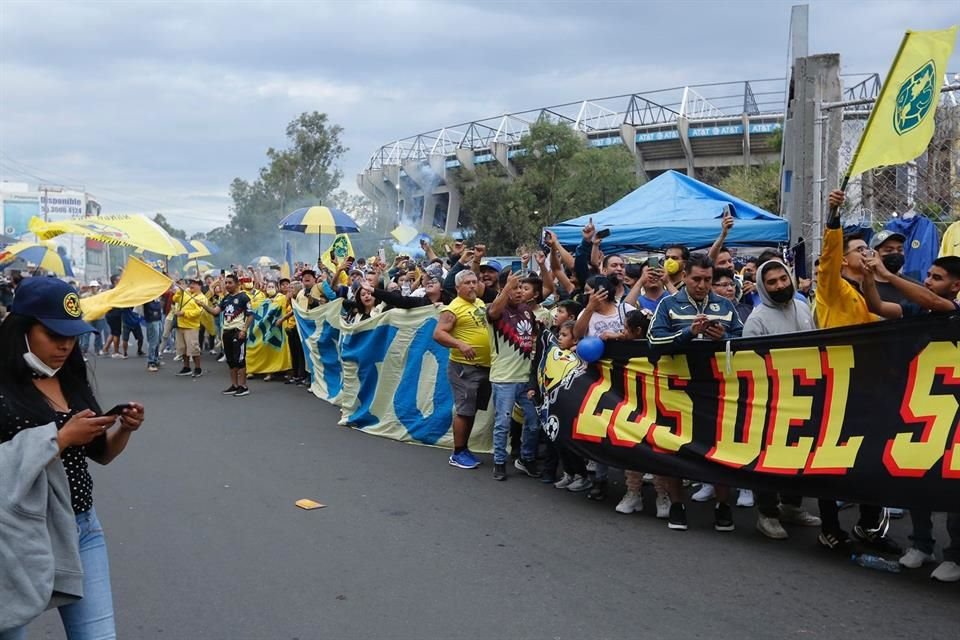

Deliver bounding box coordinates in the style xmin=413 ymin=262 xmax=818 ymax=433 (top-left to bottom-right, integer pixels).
xmin=234 ymin=386 xmax=250 ymax=397
xmin=493 ymin=463 xmax=507 ymax=481
xmin=192 ymin=368 xmax=203 ymax=378
xmin=852 ymin=525 xmax=902 ymax=556
xmin=176 ymin=367 xmax=192 ymax=376
xmin=668 ymin=503 xmax=688 ymax=531
xmin=514 ymin=458 xmax=541 ymax=478
xmin=817 ymin=530 xmax=852 ymax=553
xmin=714 ymin=502 xmax=735 ymax=532
xmin=284 ymin=377 xmax=296 ymax=385
xmin=222 ymin=385 xmax=238 ymax=395
xmin=586 ymin=479 xmax=608 ymax=501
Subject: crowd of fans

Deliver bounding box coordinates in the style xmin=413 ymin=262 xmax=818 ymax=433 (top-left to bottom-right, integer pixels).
xmin=2 ymin=190 xmax=959 ymax=583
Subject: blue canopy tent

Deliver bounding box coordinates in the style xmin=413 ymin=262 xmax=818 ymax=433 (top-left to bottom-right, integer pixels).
xmin=547 ymin=170 xmax=789 ymax=253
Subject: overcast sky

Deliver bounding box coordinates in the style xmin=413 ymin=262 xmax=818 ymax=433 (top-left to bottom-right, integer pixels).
xmin=1 ymin=0 xmax=957 ymax=235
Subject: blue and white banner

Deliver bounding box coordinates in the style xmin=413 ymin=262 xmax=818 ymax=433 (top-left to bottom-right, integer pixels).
xmin=293 ymin=299 xmax=493 ymax=452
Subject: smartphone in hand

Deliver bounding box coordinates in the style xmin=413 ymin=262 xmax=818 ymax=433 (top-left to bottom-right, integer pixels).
xmin=103 ymin=403 xmax=134 ymax=417
xmin=596 ymin=228 xmax=611 ymax=239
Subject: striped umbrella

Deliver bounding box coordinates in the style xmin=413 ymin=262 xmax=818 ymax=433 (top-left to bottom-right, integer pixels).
xmin=278 ymin=205 xmax=360 ymax=259
xmin=188 ymin=239 xmax=219 ymax=259
xmin=0 ymin=241 xmax=75 ymax=276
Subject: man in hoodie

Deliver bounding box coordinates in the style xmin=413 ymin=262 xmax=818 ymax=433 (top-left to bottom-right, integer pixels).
xmin=742 ymin=259 xmax=822 ymax=539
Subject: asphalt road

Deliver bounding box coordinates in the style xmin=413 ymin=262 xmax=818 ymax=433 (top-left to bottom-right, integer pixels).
xmin=30 ymin=356 xmax=957 ymax=640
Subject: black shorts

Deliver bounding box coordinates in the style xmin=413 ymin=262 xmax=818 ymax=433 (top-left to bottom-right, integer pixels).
xmin=107 ymin=315 xmax=122 ymax=337
xmin=223 ymin=328 xmax=246 ymax=369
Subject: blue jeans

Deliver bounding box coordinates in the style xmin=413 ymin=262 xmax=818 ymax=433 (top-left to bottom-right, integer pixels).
xmin=145 ymin=320 xmax=162 ymax=366
xmin=492 ymin=382 xmax=538 ymax=465
xmin=0 ymin=508 xmax=116 ymax=640
xmin=82 ymin=319 xmax=107 ymax=354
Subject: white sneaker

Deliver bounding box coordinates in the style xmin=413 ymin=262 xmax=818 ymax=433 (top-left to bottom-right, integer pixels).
xmin=111 ymin=353 xmax=123 ymax=359
xmin=756 ymin=515 xmax=788 ymax=540
xmin=553 ymin=473 xmax=574 ymax=490
xmin=642 ymin=473 xmax=655 ymax=484
xmin=655 ymin=493 xmax=671 ymax=519
xmin=174 ymin=354 xmax=183 ymax=362
xmin=899 ymin=547 xmax=936 ymax=569
xmin=217 ymin=355 xmax=226 ymax=363
xmin=736 ymin=489 xmax=755 ymax=508
xmin=779 ymin=504 xmax=822 ymax=527
xmin=615 ymin=491 xmax=643 ymax=514
xmin=691 ymin=483 xmax=715 ymax=502
xmin=566 ymin=475 xmax=592 ymax=492
xmin=931 ymin=561 xmax=960 ymax=582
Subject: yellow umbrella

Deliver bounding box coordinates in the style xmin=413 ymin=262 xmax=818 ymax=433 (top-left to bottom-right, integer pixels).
xmin=29 ymin=214 xmax=183 ymax=256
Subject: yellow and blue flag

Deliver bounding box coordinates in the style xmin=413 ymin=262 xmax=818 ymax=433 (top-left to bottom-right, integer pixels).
xmin=846 ymin=26 xmax=957 ymax=179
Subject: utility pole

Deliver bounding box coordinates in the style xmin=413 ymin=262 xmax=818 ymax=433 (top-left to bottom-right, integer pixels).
xmin=39 ymin=184 xmax=64 ymax=222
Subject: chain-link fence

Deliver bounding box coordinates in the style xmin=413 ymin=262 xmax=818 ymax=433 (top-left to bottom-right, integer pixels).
xmin=820 ymin=87 xmax=959 ymax=236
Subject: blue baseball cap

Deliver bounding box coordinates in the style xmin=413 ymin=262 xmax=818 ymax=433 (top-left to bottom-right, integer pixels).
xmin=11 ymin=278 xmax=94 ymax=337
xmin=479 ymin=259 xmax=502 ymax=272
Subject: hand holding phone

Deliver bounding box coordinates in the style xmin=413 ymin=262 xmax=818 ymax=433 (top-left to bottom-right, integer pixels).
xmin=104 ymin=403 xmax=134 ymax=417
xmin=596 ymin=228 xmax=611 ymax=240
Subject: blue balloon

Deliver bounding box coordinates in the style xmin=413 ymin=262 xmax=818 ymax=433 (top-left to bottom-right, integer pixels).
xmin=577 ymin=336 xmax=605 ymax=363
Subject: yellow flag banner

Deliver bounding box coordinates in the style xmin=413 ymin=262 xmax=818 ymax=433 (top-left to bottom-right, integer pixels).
xmin=80 ymin=257 xmax=172 ymax=321
xmin=846 ymin=26 xmax=958 ymax=179
xmin=29 ymin=214 xmax=183 ymax=256
xmin=245 ymin=295 xmax=293 ymax=374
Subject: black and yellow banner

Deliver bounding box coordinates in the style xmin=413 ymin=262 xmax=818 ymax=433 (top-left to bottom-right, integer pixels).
xmin=539 ymin=314 xmax=960 ymax=511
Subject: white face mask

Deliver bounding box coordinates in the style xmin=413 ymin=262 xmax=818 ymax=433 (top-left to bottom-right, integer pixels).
xmin=23 ymin=335 xmax=61 ymax=378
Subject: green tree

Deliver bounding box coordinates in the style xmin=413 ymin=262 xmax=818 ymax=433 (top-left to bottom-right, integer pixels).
xmin=151 ymin=213 xmax=187 ymax=240
xmin=717 ymin=163 xmax=781 ymax=213
xmin=216 ymin=111 xmax=348 ymax=265
xmin=459 ymin=121 xmax=639 ymax=252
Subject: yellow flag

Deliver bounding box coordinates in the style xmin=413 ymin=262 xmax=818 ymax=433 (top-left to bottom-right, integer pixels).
xmin=80 ymin=256 xmax=173 ymax=321
xmin=29 ymin=214 xmax=183 ymax=256
xmin=846 ymin=26 xmax=957 ymax=179
xmin=321 ymin=234 xmax=355 ymax=286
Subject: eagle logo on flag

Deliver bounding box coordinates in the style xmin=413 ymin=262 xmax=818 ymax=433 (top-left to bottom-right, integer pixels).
xmin=894 ymin=60 xmax=936 ymax=136
xmin=331 ymin=235 xmax=350 ymax=259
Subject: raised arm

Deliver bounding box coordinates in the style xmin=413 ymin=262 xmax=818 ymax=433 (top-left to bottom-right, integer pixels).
xmin=865 ymin=256 xmax=957 ymax=314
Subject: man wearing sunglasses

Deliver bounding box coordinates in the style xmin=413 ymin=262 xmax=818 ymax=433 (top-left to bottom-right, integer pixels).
xmin=813 ymin=189 xmax=900 ymax=557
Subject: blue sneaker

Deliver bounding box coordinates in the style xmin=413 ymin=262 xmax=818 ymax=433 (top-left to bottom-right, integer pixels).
xmin=449 ymin=450 xmax=480 ymax=469
xmin=463 ymin=449 xmax=481 ymax=467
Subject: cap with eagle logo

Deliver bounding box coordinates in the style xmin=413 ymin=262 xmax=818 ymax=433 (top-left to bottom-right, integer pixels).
xmin=10 ymin=277 xmax=95 ymax=336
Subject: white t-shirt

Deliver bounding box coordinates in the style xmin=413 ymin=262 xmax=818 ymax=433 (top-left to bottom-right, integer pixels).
xmin=583 ymin=303 xmax=636 ymax=337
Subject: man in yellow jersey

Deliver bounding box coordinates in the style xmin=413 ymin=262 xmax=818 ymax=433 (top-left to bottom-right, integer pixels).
xmin=814 ymin=189 xmax=898 ymax=557
xmin=814 ymin=190 xmax=881 ymax=328
xmin=433 ymin=270 xmax=491 ymax=469
xmin=173 ymin=279 xmax=208 ymax=378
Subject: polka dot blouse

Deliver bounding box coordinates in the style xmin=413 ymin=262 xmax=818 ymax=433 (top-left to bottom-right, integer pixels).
xmin=0 ymin=393 xmax=105 ymax=514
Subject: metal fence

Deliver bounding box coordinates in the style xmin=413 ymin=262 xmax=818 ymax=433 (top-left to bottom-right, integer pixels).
xmin=819 ymin=86 xmax=959 ymax=239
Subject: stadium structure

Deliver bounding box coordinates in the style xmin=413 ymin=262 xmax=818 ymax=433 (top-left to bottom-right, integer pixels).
xmin=357 ymin=75 xmax=882 ymax=235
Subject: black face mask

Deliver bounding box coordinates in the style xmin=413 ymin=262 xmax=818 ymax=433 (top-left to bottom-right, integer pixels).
xmin=881 ymin=253 xmax=905 ymax=274
xmin=769 ymin=284 xmax=795 ymax=304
